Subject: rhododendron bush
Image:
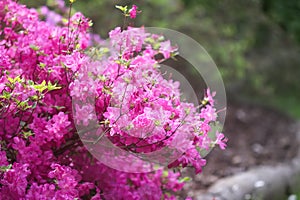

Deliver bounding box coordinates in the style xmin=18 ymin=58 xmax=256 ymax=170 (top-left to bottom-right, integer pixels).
xmin=0 ymin=0 xmax=226 ymax=199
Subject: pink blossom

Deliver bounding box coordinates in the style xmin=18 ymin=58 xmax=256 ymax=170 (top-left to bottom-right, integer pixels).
xmin=129 ymin=5 xmax=138 ymax=19
xmin=0 ymin=145 xmax=8 ymax=166
xmin=39 ymin=6 xmax=62 ymax=25
xmin=160 ymin=40 xmax=173 ymax=58
xmin=0 ymin=163 xmax=30 ymax=198
xmin=215 ymin=131 xmax=228 ymax=150
xmin=26 ymin=183 xmax=56 ymax=199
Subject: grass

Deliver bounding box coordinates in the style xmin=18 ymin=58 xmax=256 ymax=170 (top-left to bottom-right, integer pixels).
xmin=270 ymin=94 xmax=300 ymax=119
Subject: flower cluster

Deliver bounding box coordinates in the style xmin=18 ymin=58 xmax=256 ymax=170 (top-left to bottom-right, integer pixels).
xmin=0 ymin=0 xmax=226 ymax=199
xmin=73 ymin=26 xmax=227 ymax=174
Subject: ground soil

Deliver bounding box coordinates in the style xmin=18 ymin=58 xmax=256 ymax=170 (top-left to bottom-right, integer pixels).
xmin=182 ymin=101 xmax=299 ymax=194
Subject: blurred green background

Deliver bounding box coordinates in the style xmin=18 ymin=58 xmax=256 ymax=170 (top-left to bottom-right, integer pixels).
xmin=21 ymin=0 xmax=300 ymax=118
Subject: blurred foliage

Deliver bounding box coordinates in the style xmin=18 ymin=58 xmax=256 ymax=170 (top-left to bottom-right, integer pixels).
xmin=20 ymin=0 xmax=300 ymax=118
xmin=262 ymin=0 xmax=300 ymax=43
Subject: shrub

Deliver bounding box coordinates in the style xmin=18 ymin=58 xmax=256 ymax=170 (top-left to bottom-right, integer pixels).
xmin=0 ymin=1 xmax=226 ymax=199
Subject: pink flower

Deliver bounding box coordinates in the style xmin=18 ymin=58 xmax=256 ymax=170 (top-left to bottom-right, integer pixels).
xmin=1 ymin=163 xmax=31 ymax=198
xmin=129 ymin=5 xmax=138 ymax=19
xmin=131 ymin=114 xmax=154 ymax=137
xmin=26 ymin=183 xmax=56 ymax=199
xmin=200 ymin=105 xmax=217 ymax=122
xmin=0 ymin=145 xmax=8 ymax=166
xmin=40 ymin=6 xmax=62 ymax=25
xmin=159 ymin=40 xmax=172 ymax=59
xmin=215 ymin=131 xmax=228 ymax=150
xmin=136 ymin=182 xmax=163 ymax=199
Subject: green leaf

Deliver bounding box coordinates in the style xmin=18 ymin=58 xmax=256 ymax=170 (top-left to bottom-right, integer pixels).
xmin=179 ymin=176 xmax=191 ymax=183
xmin=7 ymin=77 xmax=14 ymax=83
xmin=18 ymin=100 xmax=32 ymax=110
xmin=97 ymin=75 xmax=107 ymax=82
xmin=31 ymin=95 xmax=39 ymax=101
xmin=170 ymin=51 xmax=179 ymax=58
xmin=123 ymin=77 xmax=131 ymax=84
xmin=47 ymin=82 xmax=61 ymax=91
xmin=0 ymin=164 xmax=12 ymax=172
xmin=31 ymin=102 xmax=37 ymax=109
xmin=52 ymin=106 xmax=66 ymax=110
xmin=19 ymin=101 xmax=26 ymax=107
xmin=27 ymin=80 xmax=34 ymax=86
xmin=162 ymin=170 xmax=168 ymax=177
xmin=99 ymin=47 xmax=110 ymax=54
xmin=154 ymin=120 xmax=161 ymax=126
xmin=115 ymin=59 xmax=131 ymax=67
xmin=102 ymin=87 xmax=113 ymax=95
xmin=157 ymin=36 xmax=165 ymax=42
xmin=145 ymin=37 xmax=155 ymax=44
xmin=153 ymin=43 xmax=161 ymax=50
xmin=39 ymin=63 xmax=46 ymax=69
xmin=30 ymin=44 xmax=40 ymax=51
xmin=1 ymin=90 xmax=12 ymax=99
xmin=7 ymin=76 xmax=22 ymax=86
xmin=184 ymin=107 xmax=191 ymax=115
xmin=115 ymin=5 xmax=128 ymax=14
xmin=22 ymin=130 xmax=33 ymax=139
xmin=61 ymin=18 xmax=69 ymax=24
xmin=33 ymin=80 xmax=47 ymax=93
xmin=75 ymin=43 xmax=81 ymax=50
